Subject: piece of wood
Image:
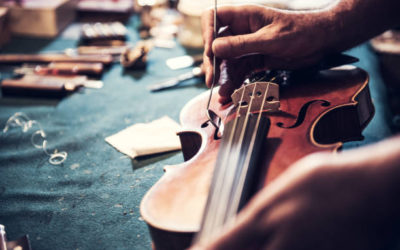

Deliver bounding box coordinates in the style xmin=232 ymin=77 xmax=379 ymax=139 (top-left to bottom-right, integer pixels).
xmin=120 ymin=41 xmax=152 ymax=69
xmin=0 ymin=7 xmax=10 ymax=48
xmin=77 ymin=0 xmax=133 ymax=22
xmin=5 ymin=0 xmax=75 ymax=38
xmin=0 ymin=54 xmax=113 ymax=65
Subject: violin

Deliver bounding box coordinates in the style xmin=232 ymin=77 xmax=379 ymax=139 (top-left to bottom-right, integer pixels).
xmin=140 ymin=64 xmax=374 ymax=250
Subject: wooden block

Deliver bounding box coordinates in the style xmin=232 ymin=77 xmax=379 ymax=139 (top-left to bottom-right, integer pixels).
xmin=77 ymin=0 xmax=133 ymax=22
xmin=0 ymin=7 xmax=10 ymax=48
xmin=6 ymin=0 xmax=76 ymax=38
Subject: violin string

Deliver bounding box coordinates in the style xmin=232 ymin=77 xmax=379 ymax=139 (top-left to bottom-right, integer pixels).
xmin=200 ymin=0 xmax=273 ymax=240
xmin=202 ymin=84 xmax=263 ymax=240
xmin=199 ymin=0 xmax=246 ymax=241
xmin=225 ymin=83 xmax=272 ymax=222
xmin=210 ymin=87 xmax=250 ymax=236
xmin=204 ymin=81 xmax=274 ymax=239
xmin=199 ymin=82 xmax=248 ymax=242
xmin=214 ymin=83 xmax=259 ymax=228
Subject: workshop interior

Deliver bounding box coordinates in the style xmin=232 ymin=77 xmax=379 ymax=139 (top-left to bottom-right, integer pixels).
xmin=1 ymin=0 xmax=400 ymax=249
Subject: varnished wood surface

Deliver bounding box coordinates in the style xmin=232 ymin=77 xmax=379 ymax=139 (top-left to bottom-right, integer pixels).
xmin=140 ymin=66 xmax=374 ymax=250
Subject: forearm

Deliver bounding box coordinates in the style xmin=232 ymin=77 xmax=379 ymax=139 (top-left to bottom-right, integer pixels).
xmin=334 ymin=136 xmax=400 ymax=217
xmin=322 ymin=0 xmax=400 ymax=53
xmin=201 ymin=1 xmax=400 ymax=98
xmin=193 ymin=135 xmax=400 ymax=250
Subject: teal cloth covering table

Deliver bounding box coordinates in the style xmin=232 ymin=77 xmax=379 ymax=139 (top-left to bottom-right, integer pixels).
xmin=0 ymin=17 xmax=397 ymax=249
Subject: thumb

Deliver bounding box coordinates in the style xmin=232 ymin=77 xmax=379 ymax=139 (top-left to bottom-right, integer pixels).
xmin=213 ymin=33 xmax=264 ymax=59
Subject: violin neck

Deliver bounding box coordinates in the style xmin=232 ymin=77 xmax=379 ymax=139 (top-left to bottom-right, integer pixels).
xmin=194 ymin=113 xmax=270 ymax=244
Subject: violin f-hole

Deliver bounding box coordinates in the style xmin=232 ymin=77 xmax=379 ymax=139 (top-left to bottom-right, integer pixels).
xmin=277 ymin=100 xmax=331 ymax=129
xmin=201 ymin=119 xmax=223 ymax=140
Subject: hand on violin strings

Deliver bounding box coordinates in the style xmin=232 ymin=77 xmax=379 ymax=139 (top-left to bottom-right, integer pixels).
xmin=190 ymin=136 xmax=400 ymax=250
xmin=202 ymin=1 xmax=400 ymax=104
xmin=201 ymin=5 xmax=330 ymax=103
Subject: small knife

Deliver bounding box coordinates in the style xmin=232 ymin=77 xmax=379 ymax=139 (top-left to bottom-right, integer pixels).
xmin=149 ymin=66 xmax=204 ymax=92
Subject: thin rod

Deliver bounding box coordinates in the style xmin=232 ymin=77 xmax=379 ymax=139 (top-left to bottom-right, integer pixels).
xmin=209 ymin=86 xmax=251 ymax=230
xmin=199 ymin=85 xmax=246 ymax=241
xmin=213 ymin=84 xmax=258 ymax=228
xmin=205 ymin=0 xmax=219 ymax=129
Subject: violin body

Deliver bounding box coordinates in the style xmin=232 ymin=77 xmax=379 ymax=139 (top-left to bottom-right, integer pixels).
xmin=140 ymin=66 xmax=374 ymax=250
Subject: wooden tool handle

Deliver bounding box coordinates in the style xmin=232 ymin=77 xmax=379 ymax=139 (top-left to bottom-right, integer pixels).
xmin=47 ymin=62 xmax=104 ymax=75
xmin=0 ymin=54 xmax=113 ymax=64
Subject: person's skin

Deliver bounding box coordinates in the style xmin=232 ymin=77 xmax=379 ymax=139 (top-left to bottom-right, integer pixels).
xmin=191 ymin=136 xmax=400 ymax=250
xmin=192 ymin=0 xmax=400 ymax=249
xmin=201 ymin=0 xmax=400 ymax=104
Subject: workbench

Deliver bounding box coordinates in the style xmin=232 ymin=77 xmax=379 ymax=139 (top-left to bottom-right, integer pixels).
xmin=0 ymin=16 xmax=397 ymax=250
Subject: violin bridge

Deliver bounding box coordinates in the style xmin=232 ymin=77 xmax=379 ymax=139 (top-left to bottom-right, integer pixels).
xmin=231 ymin=82 xmax=280 ymax=116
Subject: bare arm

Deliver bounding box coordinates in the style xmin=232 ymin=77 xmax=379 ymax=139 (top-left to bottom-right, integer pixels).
xmin=326 ymin=0 xmax=400 ymax=53
xmin=191 ymin=136 xmax=400 ymax=250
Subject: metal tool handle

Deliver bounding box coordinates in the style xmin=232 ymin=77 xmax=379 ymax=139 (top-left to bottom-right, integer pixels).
xmin=149 ymin=67 xmax=203 ymax=92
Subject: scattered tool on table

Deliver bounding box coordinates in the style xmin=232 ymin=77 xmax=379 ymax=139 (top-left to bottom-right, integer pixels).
xmin=149 ymin=66 xmax=204 ymax=92
xmin=120 ymin=41 xmax=153 ymax=69
xmin=1 ymin=74 xmax=103 ymax=98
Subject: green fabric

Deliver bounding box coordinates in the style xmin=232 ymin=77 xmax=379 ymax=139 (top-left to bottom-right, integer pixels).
xmin=0 ymin=17 xmax=397 ymax=249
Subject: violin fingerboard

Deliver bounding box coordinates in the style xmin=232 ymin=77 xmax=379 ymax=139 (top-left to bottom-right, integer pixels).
xmin=194 ymin=113 xmax=270 ymax=245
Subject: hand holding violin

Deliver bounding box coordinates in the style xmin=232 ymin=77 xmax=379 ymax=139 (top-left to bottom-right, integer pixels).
xmin=196 ymin=0 xmax=400 ymax=248
xmin=202 ymin=0 xmax=400 ymax=103
xmin=191 ymin=136 xmax=400 ymax=250
xmin=140 ymin=1 xmax=399 ymax=249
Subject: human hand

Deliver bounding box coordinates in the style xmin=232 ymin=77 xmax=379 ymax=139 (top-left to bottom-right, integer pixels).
xmin=201 ymin=5 xmax=332 ymax=103
xmin=191 ymin=136 xmax=400 ymax=250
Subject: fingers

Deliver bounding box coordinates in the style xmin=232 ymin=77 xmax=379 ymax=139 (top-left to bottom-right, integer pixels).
xmin=212 ymin=32 xmax=268 ymax=59
xmin=203 ymin=5 xmax=274 ymax=59
xmin=203 ymin=49 xmax=218 ymax=88
xmin=217 ymin=59 xmax=251 ymax=104
xmin=202 ymin=7 xmax=215 ymax=88
xmin=201 ymin=5 xmax=270 ymax=87
xmin=202 ymin=8 xmax=221 ymax=88
xmin=217 ymin=61 xmax=238 ymax=104
xmin=201 ymin=8 xmax=216 ymax=59
xmin=202 ymin=5 xmax=267 ymax=44
xmin=216 ymin=52 xmax=325 ymax=104
xmin=217 ymin=55 xmax=267 ymax=104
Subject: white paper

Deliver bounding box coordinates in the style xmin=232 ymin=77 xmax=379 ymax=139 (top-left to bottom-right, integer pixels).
xmin=106 ymin=116 xmax=181 ymax=159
